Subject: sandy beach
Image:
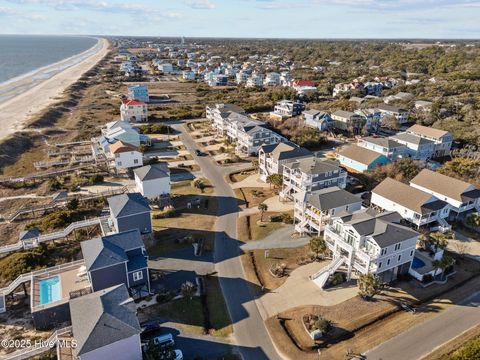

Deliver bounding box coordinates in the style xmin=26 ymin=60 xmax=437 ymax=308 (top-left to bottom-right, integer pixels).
xmin=0 ymin=37 xmax=109 ymax=142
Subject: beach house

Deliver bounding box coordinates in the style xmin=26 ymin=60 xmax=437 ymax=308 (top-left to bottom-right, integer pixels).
xmin=371 ymin=177 xmax=451 ymax=231
xmin=108 ymin=193 xmax=152 ymax=234
xmin=331 ymin=110 xmax=366 ymax=134
xmin=405 ymin=124 xmax=453 ymax=158
xmin=313 ymin=209 xmax=418 ymax=287
xmin=272 ymin=100 xmax=305 ymax=119
xmin=127 ymin=84 xmax=149 ymax=103
xmin=336 ymin=145 xmax=390 ymax=173
xmin=81 ymin=229 xmax=151 ymax=297
xmin=294 ymin=187 xmax=362 ymax=235
xmin=410 ymin=169 xmax=480 ymax=219
xmin=302 ymin=109 xmax=332 ymax=131
xmin=69 ymin=284 xmax=142 ymax=360
xmin=120 ymin=99 xmax=148 ymax=122
xmin=280 ymin=157 xmax=347 ymax=201
xmin=358 ymin=136 xmax=406 ymax=161
xmin=258 ymin=142 xmax=312 ymax=181
xmin=134 ymin=163 xmax=171 ymax=200
xmin=377 ymin=103 xmax=409 ymax=124
xmin=108 ymin=141 xmax=143 ymax=170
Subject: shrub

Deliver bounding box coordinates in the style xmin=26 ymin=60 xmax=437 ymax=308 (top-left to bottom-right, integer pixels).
xmin=88 ymin=174 xmax=104 ymax=185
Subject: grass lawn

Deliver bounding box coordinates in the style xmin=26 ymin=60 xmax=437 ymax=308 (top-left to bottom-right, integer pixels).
xmin=138 ymin=297 xmax=206 ymax=335
xmin=242 ymin=246 xmax=312 ymax=290
xmin=237 ymin=212 xmax=289 ymax=242
xmin=234 ymin=187 xmax=277 ymax=209
xmin=205 ymin=275 xmax=233 ymax=337
xmin=228 ymin=169 xmax=256 ymax=184
xmin=148 ymin=180 xmax=216 ymax=257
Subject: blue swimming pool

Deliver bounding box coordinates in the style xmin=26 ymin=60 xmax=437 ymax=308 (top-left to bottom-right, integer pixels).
xmin=412 ymin=257 xmax=426 ymax=270
xmin=39 ymin=276 xmax=61 ymax=305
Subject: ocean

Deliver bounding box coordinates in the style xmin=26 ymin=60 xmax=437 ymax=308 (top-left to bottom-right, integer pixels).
xmin=0 ymin=35 xmax=98 ymax=84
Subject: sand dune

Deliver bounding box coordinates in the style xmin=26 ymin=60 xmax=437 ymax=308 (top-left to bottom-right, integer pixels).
xmin=0 ymin=38 xmax=110 ymax=142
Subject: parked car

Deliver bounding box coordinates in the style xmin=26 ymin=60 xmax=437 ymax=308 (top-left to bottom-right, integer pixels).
xmin=399 ymin=301 xmax=416 ymax=313
xmin=140 ymin=320 xmax=161 ymax=337
xmin=141 ymin=332 xmax=175 ymax=349
xmin=195 ymin=149 xmax=204 ymax=156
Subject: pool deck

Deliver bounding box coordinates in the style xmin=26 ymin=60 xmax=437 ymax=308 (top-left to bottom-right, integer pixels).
xmin=31 ymin=264 xmax=91 ymax=309
xmin=412 ymin=251 xmax=436 ymax=275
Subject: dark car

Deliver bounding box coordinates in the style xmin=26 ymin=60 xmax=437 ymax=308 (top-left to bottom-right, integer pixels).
xmin=195 ymin=149 xmax=204 ymax=156
xmin=140 ymin=320 xmax=161 ymax=337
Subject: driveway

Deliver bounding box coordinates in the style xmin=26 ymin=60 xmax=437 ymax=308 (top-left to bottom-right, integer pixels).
xmin=241 ymin=225 xmax=309 ymax=250
xmin=449 ymin=230 xmax=480 ymax=262
xmin=231 ymin=174 xmax=270 ymax=189
xmin=366 ymin=291 xmax=480 ymax=360
xmin=259 ymin=261 xmax=358 ymax=317
xmin=176 ymin=121 xmax=280 ymax=360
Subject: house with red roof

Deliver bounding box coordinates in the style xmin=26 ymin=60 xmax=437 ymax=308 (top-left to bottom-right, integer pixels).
xmin=120 ymin=99 xmax=148 ymax=122
xmin=291 ymin=80 xmax=317 ymax=95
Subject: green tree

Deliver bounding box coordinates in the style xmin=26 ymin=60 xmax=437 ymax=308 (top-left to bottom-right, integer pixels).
xmin=466 ymin=212 xmax=480 ymax=228
xmin=192 ymin=179 xmax=206 ymax=193
xmin=266 ymin=173 xmax=283 ymax=189
xmin=258 ymin=203 xmax=268 ymax=222
xmin=314 ymin=317 xmax=332 ymax=334
xmin=358 ymin=273 xmax=381 ymax=300
xmin=251 ymin=159 xmax=259 ymax=170
xmin=180 ymin=281 xmax=196 ymax=300
xmin=309 ymin=236 xmax=327 ymax=259
xmin=382 ymin=115 xmax=401 ymax=130
xmin=66 ymin=198 xmax=79 ymax=210
xmin=430 ymin=232 xmax=449 ymax=252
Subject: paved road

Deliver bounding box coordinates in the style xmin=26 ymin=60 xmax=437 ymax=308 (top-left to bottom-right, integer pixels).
xmin=366 ymin=291 xmax=480 ymax=360
xmin=175 ymin=122 xmax=281 ymax=360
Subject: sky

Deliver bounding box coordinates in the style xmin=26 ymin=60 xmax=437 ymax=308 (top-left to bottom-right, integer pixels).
xmin=0 ymin=0 xmax=479 ymax=39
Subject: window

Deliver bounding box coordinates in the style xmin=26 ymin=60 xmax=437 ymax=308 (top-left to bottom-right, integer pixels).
xmin=133 ymin=271 xmax=143 ymax=281
xmin=387 ymin=259 xmax=391 ymax=266
xmin=378 ymin=262 xmax=382 ymax=269
xmin=398 ymin=255 xmax=402 ymax=262
xmin=117 ymin=161 xmax=122 ymax=166
xmin=134 ymin=159 xmax=139 ymax=164
xmin=410 ymin=250 xmax=414 ymax=257
xmin=381 ymin=248 xmax=387 ymax=256
xmin=394 ymin=243 xmax=401 ymax=251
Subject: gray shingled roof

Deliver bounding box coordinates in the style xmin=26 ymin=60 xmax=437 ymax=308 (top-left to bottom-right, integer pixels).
xmin=108 ymin=192 xmax=150 ymax=218
xmin=391 ymin=132 xmax=433 ymax=146
xmin=284 ymin=157 xmax=342 ymax=175
xmin=19 ymin=228 xmax=39 ymax=241
xmin=361 ymin=137 xmax=404 ymax=149
xmin=70 ymin=284 xmax=141 ymax=356
xmin=373 ymin=177 xmax=447 ymax=215
xmin=338 ymin=209 xmax=418 ymax=248
xmin=81 ymin=229 xmax=145 ymax=271
xmin=261 ymin=142 xmax=312 ymax=161
xmin=133 ymin=163 xmax=170 ymax=181
xmin=306 ymin=187 xmax=361 ymax=211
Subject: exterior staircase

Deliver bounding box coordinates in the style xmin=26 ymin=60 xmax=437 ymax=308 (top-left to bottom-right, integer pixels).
xmin=310 ymin=256 xmax=344 ymax=288
xmin=3 ymin=326 xmax=72 ymax=360
xmin=437 ymin=217 xmax=451 ymax=233
xmin=0 ymin=216 xmax=109 ymax=255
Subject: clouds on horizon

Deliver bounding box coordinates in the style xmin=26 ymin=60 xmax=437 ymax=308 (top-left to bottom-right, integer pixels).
xmin=0 ymin=0 xmax=479 ymax=38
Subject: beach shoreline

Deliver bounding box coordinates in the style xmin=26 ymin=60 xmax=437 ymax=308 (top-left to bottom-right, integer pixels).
xmin=0 ymin=37 xmax=110 ymax=142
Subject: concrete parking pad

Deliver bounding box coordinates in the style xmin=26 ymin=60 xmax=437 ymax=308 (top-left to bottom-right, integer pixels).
xmin=259 ymin=261 xmax=358 ymax=317
xmin=232 ymin=173 xmax=270 ymax=189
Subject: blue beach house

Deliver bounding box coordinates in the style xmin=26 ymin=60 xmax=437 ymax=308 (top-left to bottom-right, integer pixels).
xmin=128 ymin=84 xmax=149 ymax=103
xmin=337 ymin=144 xmax=390 ymax=173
